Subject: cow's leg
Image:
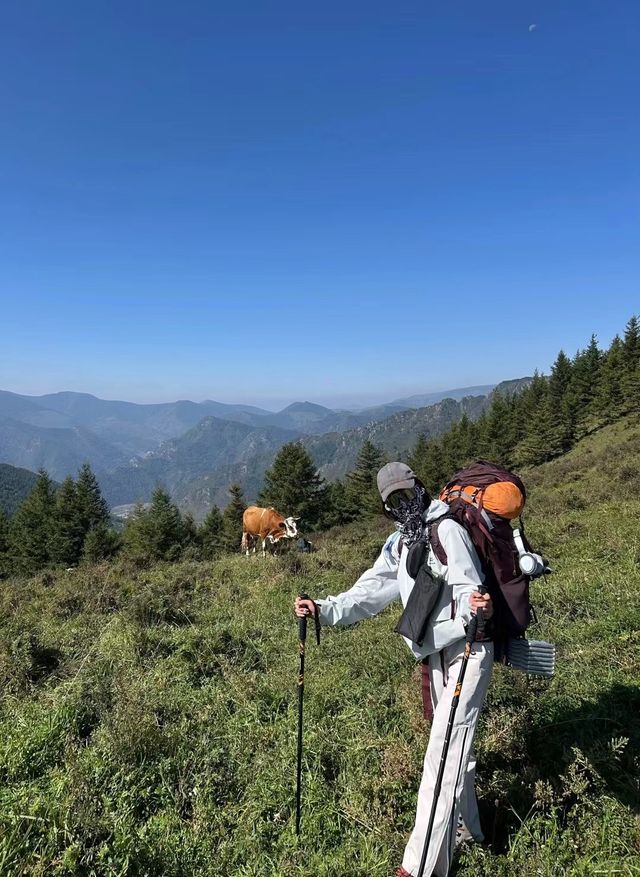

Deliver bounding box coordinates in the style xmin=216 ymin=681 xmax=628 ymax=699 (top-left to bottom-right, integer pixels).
xmin=242 ymin=532 xmax=256 ymax=557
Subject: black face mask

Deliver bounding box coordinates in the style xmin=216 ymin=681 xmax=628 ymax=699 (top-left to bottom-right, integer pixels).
xmin=386 ymin=484 xmax=428 ymax=546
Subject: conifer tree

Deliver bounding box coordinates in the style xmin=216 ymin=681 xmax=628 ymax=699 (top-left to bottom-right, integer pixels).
xmin=594 ymin=336 xmax=626 ymax=424
xmin=259 ymin=442 xmax=326 ymax=528
xmin=10 ymin=469 xmax=56 ymax=573
xmin=222 ymin=484 xmax=247 ymax=553
xmin=50 ymin=476 xmax=84 ymax=566
xmin=345 ymin=440 xmax=386 ymax=516
xmin=75 ymin=463 xmax=110 ymax=534
xmin=547 ymin=350 xmax=575 ymax=451
xmin=409 ymin=437 xmax=447 ymax=495
xmin=317 ymin=480 xmax=359 ymax=529
xmin=440 ymin=426 xmax=462 ymax=476
xmin=514 ymin=385 xmax=565 ymax=466
xmin=566 ymin=335 xmax=602 ymax=438
xmin=622 ymin=315 xmax=640 ymax=410
xmin=472 ymin=410 xmax=492 ymax=460
xmin=482 ymin=392 xmax=515 ymax=465
xmin=408 ymin=434 xmax=430 ymax=485
xmin=83 ymin=522 xmax=121 ymax=563
xmin=508 ymin=382 xmax=535 ymax=449
xmin=182 ymin=512 xmax=199 ymax=555
xmin=121 ymin=503 xmax=149 ymax=563
xmin=454 ymin=414 xmax=476 ymax=466
xmin=122 ymin=487 xmax=186 ymax=563
xmin=622 ymin=315 xmax=640 ymax=368
xmin=200 ymin=505 xmax=224 ymax=559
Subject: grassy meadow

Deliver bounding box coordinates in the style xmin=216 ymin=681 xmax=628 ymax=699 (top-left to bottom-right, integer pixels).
xmin=1 ymin=417 xmax=639 ymax=876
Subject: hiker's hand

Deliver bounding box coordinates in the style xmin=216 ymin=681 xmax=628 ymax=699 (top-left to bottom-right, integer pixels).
xmin=470 ymin=591 xmax=493 ymax=619
xmin=294 ymin=597 xmax=317 ymax=618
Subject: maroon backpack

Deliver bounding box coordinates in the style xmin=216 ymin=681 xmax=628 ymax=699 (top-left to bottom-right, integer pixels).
xmin=429 ymin=461 xmax=536 ymax=645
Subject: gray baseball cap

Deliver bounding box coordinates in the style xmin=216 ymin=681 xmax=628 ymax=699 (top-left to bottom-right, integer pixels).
xmin=376 ymin=462 xmax=417 ymax=503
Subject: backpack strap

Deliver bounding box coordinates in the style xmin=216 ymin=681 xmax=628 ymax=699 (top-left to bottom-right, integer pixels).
xmin=429 ymin=505 xmax=495 ymax=567
xmin=429 ymin=517 xmax=450 ymax=566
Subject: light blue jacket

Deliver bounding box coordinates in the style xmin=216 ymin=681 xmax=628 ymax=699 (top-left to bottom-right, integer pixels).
xmin=315 ymin=500 xmax=485 ymax=659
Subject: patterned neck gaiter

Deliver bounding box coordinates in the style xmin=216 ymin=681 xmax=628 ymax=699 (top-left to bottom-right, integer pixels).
xmin=390 ymin=484 xmax=428 ymax=546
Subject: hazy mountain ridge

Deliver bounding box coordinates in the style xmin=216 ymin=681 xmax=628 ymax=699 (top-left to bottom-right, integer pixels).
xmin=389 ymin=384 xmax=496 ymax=408
xmin=0 ymin=417 xmax=128 ymax=478
xmin=304 ymin=395 xmax=488 ymax=480
xmin=0 ymin=390 xmax=403 ymax=474
xmin=101 ymin=417 xmax=301 ymax=509
xmin=175 ymin=385 xmax=526 ymax=515
xmin=0 ymin=391 xmax=276 ymax=461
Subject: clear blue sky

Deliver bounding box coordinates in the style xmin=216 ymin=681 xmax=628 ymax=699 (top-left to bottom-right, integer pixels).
xmin=1 ymin=0 xmax=638 ymax=409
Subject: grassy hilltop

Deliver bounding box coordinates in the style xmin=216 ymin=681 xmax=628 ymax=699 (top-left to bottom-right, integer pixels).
xmin=1 ymin=417 xmax=639 ymax=876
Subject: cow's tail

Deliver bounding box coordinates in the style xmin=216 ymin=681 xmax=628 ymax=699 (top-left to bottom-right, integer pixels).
xmin=241 ymin=531 xmax=248 ymax=553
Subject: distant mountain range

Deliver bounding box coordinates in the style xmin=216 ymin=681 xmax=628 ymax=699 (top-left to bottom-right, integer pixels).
xmin=0 ymin=389 xmax=422 ymax=476
xmin=388 ymin=385 xmax=495 ymax=408
xmin=0 ymin=381 xmax=534 ymax=519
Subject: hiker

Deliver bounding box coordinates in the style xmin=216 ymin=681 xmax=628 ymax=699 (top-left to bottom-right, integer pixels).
xmin=294 ymin=462 xmax=494 ymax=877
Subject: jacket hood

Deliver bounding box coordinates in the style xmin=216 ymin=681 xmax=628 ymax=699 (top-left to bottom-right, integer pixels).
xmin=424 ymin=499 xmax=450 ymax=523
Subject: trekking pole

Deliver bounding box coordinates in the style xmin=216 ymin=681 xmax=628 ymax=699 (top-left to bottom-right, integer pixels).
xmin=295 ymin=592 xmax=320 ymax=836
xmin=416 ymin=587 xmax=487 ymax=877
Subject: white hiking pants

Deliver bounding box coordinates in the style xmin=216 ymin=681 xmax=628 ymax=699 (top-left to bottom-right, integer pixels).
xmin=401 ymin=640 xmax=494 ymax=877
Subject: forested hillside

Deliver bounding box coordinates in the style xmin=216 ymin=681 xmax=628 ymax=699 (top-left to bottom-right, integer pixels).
xmin=0 ymin=464 xmax=42 ymax=516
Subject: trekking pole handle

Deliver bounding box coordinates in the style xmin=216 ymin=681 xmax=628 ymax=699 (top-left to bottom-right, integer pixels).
xmin=298 ymin=592 xmax=320 ymax=645
xmin=298 ymin=592 xmax=309 ymax=644
xmin=467 ymin=584 xmax=488 ymax=644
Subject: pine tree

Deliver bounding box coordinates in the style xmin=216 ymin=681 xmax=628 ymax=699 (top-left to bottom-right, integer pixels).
xmin=83 ymin=522 xmax=121 ymax=563
xmin=514 ymin=386 xmax=565 ymax=466
xmin=148 ymin=487 xmax=187 ymax=561
xmin=222 ymin=484 xmax=247 ymax=553
xmin=566 ymin=336 xmax=602 ymax=438
xmin=317 ymin=480 xmax=359 ymax=529
xmin=200 ymin=505 xmax=224 ymax=559
xmin=593 ymin=336 xmax=626 ymax=424
xmin=75 ymin=463 xmax=110 ymax=535
xmin=409 ymin=437 xmax=447 ymax=495
xmin=10 ymin=469 xmax=56 ymax=573
xmin=182 ymin=512 xmax=199 ymax=558
xmin=259 ymin=442 xmax=326 ymax=529
xmin=122 ymin=487 xmax=186 ymax=563
xmin=50 ymin=476 xmax=84 ymax=566
xmin=622 ymin=315 xmax=640 ymax=369
xmin=454 ymin=414 xmax=476 ymax=466
xmin=345 ymin=440 xmax=386 ymax=516
xmin=121 ymin=504 xmax=150 ymax=564
xmin=408 ymin=434 xmax=430 ymax=485
xmin=622 ymin=315 xmax=640 ymax=411
xmin=440 ymin=424 xmax=463 ymax=475
xmin=471 ymin=410 xmax=491 ymax=460
xmin=547 ymin=350 xmax=575 ymax=451
xmin=482 ymin=392 xmax=515 ymax=465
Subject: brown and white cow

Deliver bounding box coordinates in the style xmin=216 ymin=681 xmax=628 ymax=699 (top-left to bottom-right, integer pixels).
xmin=241 ymin=506 xmax=298 ymax=556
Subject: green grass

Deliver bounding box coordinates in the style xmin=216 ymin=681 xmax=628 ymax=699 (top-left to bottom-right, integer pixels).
xmin=1 ymin=418 xmax=640 ymax=876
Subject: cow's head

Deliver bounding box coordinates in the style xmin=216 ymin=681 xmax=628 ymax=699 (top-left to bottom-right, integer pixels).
xmin=283 ymin=516 xmax=299 ymax=539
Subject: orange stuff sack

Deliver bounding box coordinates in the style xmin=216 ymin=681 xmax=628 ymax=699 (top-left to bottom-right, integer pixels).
xmin=440 ymin=480 xmax=524 ymax=520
